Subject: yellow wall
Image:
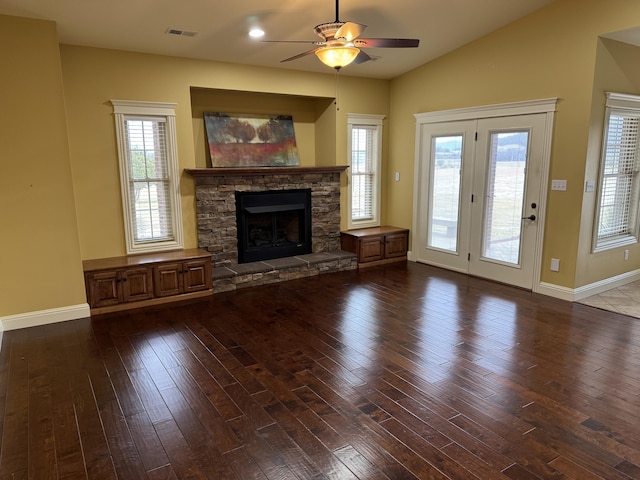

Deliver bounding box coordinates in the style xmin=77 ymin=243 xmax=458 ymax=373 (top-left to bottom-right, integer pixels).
xmin=190 ymin=88 xmax=328 ymax=168
xmin=59 ymin=46 xmax=390 ymax=261
xmin=0 ymin=15 xmax=86 ymax=317
xmin=8 ymin=0 xmax=640 ymax=324
xmin=575 ymin=38 xmax=640 ymax=286
xmin=389 ymin=0 xmax=640 ymax=288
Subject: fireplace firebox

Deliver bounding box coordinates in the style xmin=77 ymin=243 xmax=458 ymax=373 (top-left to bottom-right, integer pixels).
xmin=235 ymin=189 xmax=312 ymax=263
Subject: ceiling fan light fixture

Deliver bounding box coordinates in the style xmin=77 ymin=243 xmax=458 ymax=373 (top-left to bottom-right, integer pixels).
xmin=315 ymin=46 xmax=359 ymax=69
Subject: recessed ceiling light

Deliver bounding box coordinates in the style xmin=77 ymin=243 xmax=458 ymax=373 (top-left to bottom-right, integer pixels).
xmin=249 ymin=28 xmax=265 ymax=38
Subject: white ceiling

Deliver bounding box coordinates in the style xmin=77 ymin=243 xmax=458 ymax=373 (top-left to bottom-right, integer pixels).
xmin=0 ymin=0 xmax=556 ymax=79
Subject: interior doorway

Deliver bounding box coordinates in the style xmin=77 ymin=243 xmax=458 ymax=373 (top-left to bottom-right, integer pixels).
xmin=412 ymin=99 xmax=556 ymax=291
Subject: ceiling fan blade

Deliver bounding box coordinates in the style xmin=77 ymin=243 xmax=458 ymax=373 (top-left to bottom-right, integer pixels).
xmin=281 ymin=48 xmax=321 ymax=63
xmin=335 ymin=22 xmax=367 ymax=41
xmin=355 ymin=38 xmax=420 ymax=48
xmin=353 ymin=50 xmax=372 ymax=64
xmin=262 ymin=40 xmax=320 ymax=44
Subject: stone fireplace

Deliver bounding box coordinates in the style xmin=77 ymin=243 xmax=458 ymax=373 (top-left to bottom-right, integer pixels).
xmin=186 ymin=166 xmax=357 ymax=291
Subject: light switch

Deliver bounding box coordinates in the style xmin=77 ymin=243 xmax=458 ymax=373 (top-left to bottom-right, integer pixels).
xmin=585 ymin=180 xmax=595 ymax=193
xmin=551 ymin=180 xmax=567 ymax=191
xmin=395 ymin=171 xmax=400 ymax=182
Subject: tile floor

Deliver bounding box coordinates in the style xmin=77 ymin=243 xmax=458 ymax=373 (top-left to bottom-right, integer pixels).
xmin=578 ymin=280 xmax=640 ymax=319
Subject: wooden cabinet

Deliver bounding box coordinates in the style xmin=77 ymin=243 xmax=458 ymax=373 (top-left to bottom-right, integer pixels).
xmin=87 ymin=267 xmax=153 ymax=308
xmin=84 ymin=249 xmax=212 ymax=314
xmin=154 ymin=258 xmax=212 ymax=297
xmin=341 ymin=226 xmax=409 ymax=267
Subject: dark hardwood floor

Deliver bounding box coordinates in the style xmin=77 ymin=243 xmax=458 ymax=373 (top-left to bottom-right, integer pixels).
xmin=2 ymin=262 xmax=640 ymax=479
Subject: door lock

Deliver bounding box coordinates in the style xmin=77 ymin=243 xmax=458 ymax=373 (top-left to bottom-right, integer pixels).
xmin=522 ymin=214 xmax=536 ymax=221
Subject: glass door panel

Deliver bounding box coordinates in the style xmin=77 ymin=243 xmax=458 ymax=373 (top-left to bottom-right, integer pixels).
xmin=428 ymin=135 xmax=463 ymax=252
xmin=414 ymin=120 xmax=474 ymax=273
xmin=469 ymin=114 xmax=546 ymax=290
xmin=481 ymin=131 xmax=528 ymax=265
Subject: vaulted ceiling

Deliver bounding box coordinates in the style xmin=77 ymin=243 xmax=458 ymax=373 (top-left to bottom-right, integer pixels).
xmin=0 ymin=0 xmax=556 ymax=79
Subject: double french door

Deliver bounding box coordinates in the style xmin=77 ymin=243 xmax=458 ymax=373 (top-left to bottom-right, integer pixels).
xmin=414 ymin=110 xmax=552 ymax=290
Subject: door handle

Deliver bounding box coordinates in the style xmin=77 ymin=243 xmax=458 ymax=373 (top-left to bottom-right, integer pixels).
xmin=522 ymin=214 xmax=536 ymax=221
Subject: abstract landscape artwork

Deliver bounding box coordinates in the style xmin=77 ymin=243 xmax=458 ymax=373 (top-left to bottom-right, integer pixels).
xmin=204 ymin=112 xmax=300 ymax=167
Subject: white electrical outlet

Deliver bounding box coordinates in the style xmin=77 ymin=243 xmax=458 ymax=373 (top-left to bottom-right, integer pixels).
xmin=625 ymin=249 xmax=629 ymax=260
xmin=550 ymin=258 xmax=560 ymax=272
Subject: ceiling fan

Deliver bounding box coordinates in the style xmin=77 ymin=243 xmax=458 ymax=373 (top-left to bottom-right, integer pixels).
xmin=264 ymin=0 xmax=420 ymax=70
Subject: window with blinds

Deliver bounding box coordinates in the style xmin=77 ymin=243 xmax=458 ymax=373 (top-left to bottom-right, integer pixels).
xmin=112 ymin=101 xmax=183 ymax=254
xmin=351 ymin=126 xmax=376 ymax=221
xmin=125 ymin=117 xmax=173 ymax=243
xmin=347 ymin=114 xmax=384 ymax=229
xmin=594 ymin=93 xmax=640 ymax=251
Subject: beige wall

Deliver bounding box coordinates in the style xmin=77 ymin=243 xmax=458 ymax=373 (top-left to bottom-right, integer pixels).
xmin=0 ymin=15 xmax=86 ymax=318
xmin=59 ymin=45 xmax=390 ymax=261
xmin=389 ymin=0 xmax=640 ymax=289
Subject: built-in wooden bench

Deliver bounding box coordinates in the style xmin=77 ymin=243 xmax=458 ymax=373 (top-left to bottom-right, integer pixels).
xmin=340 ymin=226 xmax=409 ymax=267
xmin=83 ymin=248 xmax=213 ymax=314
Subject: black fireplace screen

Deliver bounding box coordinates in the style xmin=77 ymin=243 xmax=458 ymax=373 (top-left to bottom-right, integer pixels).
xmin=236 ymin=189 xmax=312 ymax=263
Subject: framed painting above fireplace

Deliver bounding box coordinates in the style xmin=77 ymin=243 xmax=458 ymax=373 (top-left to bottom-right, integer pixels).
xmin=204 ymin=112 xmax=300 ymax=167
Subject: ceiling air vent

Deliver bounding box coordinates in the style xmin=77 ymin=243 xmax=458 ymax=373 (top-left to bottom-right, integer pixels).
xmin=166 ymin=28 xmax=198 ymax=37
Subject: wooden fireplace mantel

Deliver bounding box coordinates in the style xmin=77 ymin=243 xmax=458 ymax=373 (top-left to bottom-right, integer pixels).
xmin=185 ymin=166 xmax=348 ymax=177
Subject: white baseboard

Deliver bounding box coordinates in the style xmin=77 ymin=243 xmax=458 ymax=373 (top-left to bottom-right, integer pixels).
xmin=536 ymin=269 xmax=640 ymax=301
xmin=572 ymin=268 xmax=640 ymax=301
xmin=535 ymin=282 xmax=576 ymax=301
xmin=1 ymin=303 xmax=90 ymax=331
xmin=409 ymin=257 xmax=640 ymax=303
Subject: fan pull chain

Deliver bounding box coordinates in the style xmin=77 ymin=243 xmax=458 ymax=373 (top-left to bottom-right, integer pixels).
xmin=335 ymin=68 xmax=341 ymax=111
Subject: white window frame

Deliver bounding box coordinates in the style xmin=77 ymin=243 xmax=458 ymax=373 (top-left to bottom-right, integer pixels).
xmin=594 ymin=93 xmax=640 ymax=252
xmin=347 ymin=114 xmax=384 ymax=230
xmin=111 ymin=100 xmax=183 ymax=255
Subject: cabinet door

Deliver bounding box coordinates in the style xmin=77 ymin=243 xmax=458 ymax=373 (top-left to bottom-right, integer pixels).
xmin=183 ymin=259 xmax=212 ymax=293
xmin=359 ymin=235 xmax=384 ymax=262
xmin=87 ymin=271 xmax=121 ymax=308
xmin=154 ymin=263 xmax=184 ymax=297
xmin=122 ymin=267 xmax=153 ymax=303
xmin=384 ymin=232 xmax=408 ymax=258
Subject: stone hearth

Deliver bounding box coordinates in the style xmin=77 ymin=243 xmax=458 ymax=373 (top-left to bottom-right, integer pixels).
xmin=186 ymin=167 xmax=357 ymax=292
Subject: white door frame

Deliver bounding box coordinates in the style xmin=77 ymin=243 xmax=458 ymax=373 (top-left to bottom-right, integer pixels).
xmin=412 ymin=98 xmax=557 ymax=293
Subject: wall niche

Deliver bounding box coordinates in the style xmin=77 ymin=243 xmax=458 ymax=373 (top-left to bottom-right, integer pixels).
xmin=190 ymin=87 xmax=336 ymax=169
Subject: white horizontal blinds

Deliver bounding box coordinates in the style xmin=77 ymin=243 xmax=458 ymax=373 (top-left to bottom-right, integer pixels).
xmin=351 ymin=125 xmax=376 ymax=221
xmin=124 ymin=116 xmax=174 ymax=243
xmin=597 ymin=111 xmax=640 ymax=242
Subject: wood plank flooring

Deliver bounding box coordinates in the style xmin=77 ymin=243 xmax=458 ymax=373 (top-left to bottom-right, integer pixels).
xmin=2 ymin=262 xmax=640 ymax=479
